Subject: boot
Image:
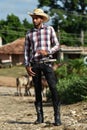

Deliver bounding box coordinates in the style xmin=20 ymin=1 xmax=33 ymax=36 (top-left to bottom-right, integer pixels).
xmin=34 ymin=102 xmax=44 ymax=124
xmin=53 ymin=102 xmax=62 ymax=126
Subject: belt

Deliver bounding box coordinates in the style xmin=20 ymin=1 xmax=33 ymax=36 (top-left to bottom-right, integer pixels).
xmin=31 ymin=59 xmax=57 ymax=64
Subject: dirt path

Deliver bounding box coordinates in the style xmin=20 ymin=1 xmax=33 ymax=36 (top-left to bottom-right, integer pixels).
xmin=0 ymin=76 xmax=16 ymax=87
xmin=0 ymin=76 xmax=87 ymax=130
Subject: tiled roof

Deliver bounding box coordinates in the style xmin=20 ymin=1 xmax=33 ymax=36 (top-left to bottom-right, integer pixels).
xmin=0 ymin=38 xmax=87 ymax=55
xmin=0 ymin=38 xmax=25 ymax=54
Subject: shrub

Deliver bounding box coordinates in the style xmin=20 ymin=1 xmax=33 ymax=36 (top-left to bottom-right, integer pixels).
xmin=56 ymin=75 xmax=87 ymax=104
xmin=46 ymin=59 xmax=87 ymax=104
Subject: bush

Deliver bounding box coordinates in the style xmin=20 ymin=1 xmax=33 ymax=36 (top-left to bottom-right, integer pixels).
xmin=46 ymin=59 xmax=87 ymax=104
xmin=56 ymin=75 xmax=87 ymax=104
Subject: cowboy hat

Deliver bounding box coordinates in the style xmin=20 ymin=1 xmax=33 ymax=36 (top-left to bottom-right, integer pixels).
xmin=28 ymin=8 xmax=50 ymax=22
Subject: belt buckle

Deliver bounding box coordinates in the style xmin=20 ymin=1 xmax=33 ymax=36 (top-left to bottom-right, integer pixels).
xmin=39 ymin=60 xmax=44 ymax=64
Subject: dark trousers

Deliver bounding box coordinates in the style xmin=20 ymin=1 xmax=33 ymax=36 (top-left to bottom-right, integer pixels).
xmin=32 ymin=62 xmax=59 ymax=106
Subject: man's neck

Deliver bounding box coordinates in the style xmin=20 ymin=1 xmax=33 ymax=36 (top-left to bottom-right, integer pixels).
xmin=35 ymin=24 xmax=43 ymax=29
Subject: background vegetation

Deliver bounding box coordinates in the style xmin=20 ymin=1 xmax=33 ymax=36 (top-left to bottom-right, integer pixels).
xmin=0 ymin=15 xmax=33 ymax=44
xmin=0 ymin=0 xmax=87 ymax=46
xmin=0 ymin=59 xmax=87 ymax=104
xmin=38 ymin=0 xmax=87 ymax=46
xmin=47 ymin=58 xmax=87 ymax=104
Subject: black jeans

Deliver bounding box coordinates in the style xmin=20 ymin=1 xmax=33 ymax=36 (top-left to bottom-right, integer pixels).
xmin=32 ymin=62 xmax=59 ymax=105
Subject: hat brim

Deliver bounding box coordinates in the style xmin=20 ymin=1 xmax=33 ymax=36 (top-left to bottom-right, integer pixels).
xmin=28 ymin=12 xmax=50 ymax=23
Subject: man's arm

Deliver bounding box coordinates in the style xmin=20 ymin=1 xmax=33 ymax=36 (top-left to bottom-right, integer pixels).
xmin=24 ymin=34 xmax=31 ymax=67
xmin=50 ymin=26 xmax=60 ymax=54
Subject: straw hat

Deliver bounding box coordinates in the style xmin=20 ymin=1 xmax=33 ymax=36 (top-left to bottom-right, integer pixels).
xmin=28 ymin=8 xmax=50 ymax=22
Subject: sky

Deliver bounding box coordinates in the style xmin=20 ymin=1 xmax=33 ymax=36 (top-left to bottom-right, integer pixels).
xmin=0 ymin=0 xmax=39 ymax=23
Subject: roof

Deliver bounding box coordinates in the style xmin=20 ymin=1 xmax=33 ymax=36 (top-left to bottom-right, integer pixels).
xmin=0 ymin=38 xmax=87 ymax=55
xmin=0 ymin=38 xmax=25 ymax=54
xmin=61 ymin=45 xmax=87 ymax=55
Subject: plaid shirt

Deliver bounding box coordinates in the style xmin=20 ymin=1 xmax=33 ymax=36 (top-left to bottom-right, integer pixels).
xmin=24 ymin=24 xmax=60 ymax=66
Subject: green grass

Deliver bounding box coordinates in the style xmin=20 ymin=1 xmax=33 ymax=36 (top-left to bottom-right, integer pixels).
xmin=0 ymin=65 xmax=27 ymax=77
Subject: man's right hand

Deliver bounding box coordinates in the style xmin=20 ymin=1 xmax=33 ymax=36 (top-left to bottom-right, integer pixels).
xmin=37 ymin=50 xmax=48 ymax=56
xmin=26 ymin=66 xmax=36 ymax=77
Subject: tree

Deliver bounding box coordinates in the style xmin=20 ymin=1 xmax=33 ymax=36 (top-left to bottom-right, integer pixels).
xmin=0 ymin=14 xmax=33 ymax=44
xmin=22 ymin=18 xmax=33 ymax=34
xmin=7 ymin=14 xmax=22 ymax=30
xmin=38 ymin=0 xmax=87 ymax=46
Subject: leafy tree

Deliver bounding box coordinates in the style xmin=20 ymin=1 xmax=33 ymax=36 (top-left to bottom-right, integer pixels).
xmin=38 ymin=0 xmax=87 ymax=46
xmin=0 ymin=14 xmax=33 ymax=44
xmin=7 ymin=14 xmax=22 ymax=30
xmin=23 ymin=18 xmax=33 ymax=29
xmin=22 ymin=18 xmax=33 ymax=34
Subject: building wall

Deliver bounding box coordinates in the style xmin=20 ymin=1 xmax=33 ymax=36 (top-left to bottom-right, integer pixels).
xmin=0 ymin=37 xmax=2 ymax=47
xmin=0 ymin=54 xmax=24 ymax=65
xmin=12 ymin=54 xmax=24 ymax=65
xmin=0 ymin=54 xmax=12 ymax=62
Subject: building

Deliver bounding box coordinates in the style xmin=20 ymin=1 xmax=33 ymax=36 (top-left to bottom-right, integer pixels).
xmin=60 ymin=45 xmax=87 ymax=60
xmin=0 ymin=38 xmax=25 ymax=65
xmin=0 ymin=37 xmax=87 ymax=65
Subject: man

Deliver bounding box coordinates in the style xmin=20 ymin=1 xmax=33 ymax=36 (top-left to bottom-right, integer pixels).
xmin=24 ymin=8 xmax=61 ymax=126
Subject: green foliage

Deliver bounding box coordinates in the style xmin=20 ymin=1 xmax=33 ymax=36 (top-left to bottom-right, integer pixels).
xmin=55 ymin=63 xmax=67 ymax=78
xmin=38 ymin=0 xmax=52 ymax=7
xmin=66 ymin=59 xmax=84 ymax=75
xmin=38 ymin=0 xmax=87 ymax=46
xmin=57 ymin=75 xmax=87 ymax=104
xmin=59 ymin=30 xmax=81 ymax=46
xmin=46 ymin=59 xmax=87 ymax=104
xmin=0 ymin=14 xmax=33 ymax=44
xmin=23 ymin=19 xmax=33 ymax=29
xmin=55 ymin=59 xmax=85 ymax=78
xmin=7 ymin=14 xmax=21 ymax=29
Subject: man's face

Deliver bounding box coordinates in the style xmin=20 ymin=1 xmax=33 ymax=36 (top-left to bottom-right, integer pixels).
xmin=32 ymin=15 xmax=43 ymax=28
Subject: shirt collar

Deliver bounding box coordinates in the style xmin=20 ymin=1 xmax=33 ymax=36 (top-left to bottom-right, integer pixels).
xmin=33 ymin=24 xmax=46 ymax=31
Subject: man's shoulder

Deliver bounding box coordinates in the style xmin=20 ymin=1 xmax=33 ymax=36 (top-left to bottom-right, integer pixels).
xmin=26 ymin=28 xmax=34 ymax=34
xmin=44 ymin=25 xmax=53 ymax=29
xmin=44 ymin=25 xmax=54 ymax=31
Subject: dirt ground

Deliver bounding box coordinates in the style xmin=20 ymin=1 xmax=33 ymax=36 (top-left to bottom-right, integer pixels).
xmin=0 ymin=76 xmax=16 ymax=87
xmin=0 ymin=76 xmax=87 ymax=130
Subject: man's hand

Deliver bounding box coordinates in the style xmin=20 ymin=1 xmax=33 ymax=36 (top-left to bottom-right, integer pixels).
xmin=37 ymin=50 xmax=48 ymax=56
xmin=26 ymin=66 xmax=36 ymax=77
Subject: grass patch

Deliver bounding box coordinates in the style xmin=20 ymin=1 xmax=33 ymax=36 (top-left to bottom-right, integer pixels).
xmin=0 ymin=65 xmax=27 ymax=77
